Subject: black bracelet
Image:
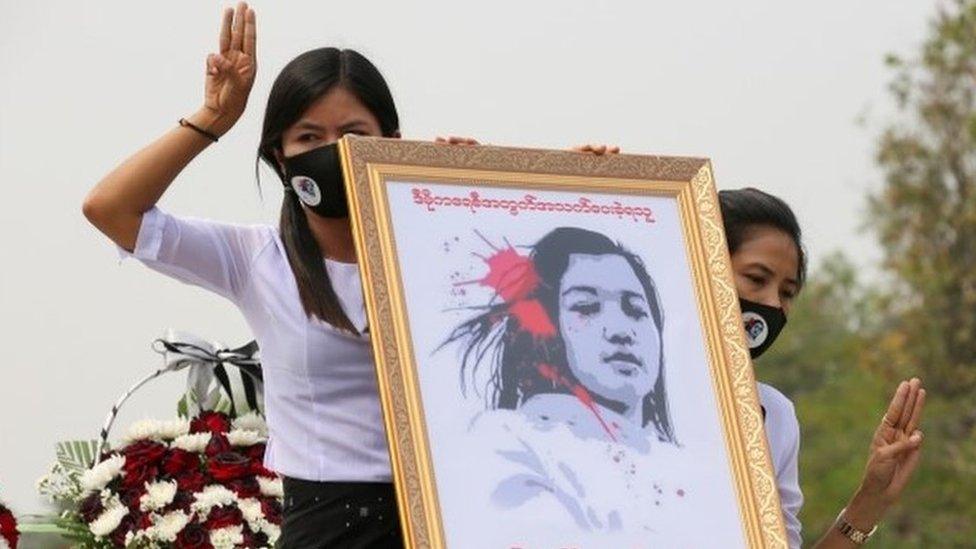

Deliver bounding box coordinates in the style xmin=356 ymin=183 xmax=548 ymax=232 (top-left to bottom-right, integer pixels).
xmin=178 ymin=117 xmax=219 ymax=143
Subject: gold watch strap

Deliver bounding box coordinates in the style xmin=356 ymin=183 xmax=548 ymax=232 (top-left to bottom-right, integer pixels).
xmin=835 ymin=508 xmax=878 ymax=545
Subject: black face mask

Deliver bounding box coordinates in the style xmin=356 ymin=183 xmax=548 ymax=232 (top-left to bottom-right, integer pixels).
xmin=281 ymin=143 xmax=348 ymax=218
xmin=739 ymin=298 xmax=787 ymax=359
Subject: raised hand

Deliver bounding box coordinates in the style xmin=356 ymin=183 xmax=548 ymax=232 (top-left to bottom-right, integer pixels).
xmin=199 ymin=2 xmax=257 ymax=136
xmin=860 ymin=378 xmax=926 ymax=505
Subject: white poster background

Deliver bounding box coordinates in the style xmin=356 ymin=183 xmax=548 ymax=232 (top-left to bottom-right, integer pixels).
xmin=384 ymin=180 xmax=745 ymax=548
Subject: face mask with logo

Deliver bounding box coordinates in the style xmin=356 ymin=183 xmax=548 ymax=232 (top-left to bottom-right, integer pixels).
xmin=739 ymin=298 xmax=787 ymax=359
xmin=281 ymin=142 xmax=349 ymax=218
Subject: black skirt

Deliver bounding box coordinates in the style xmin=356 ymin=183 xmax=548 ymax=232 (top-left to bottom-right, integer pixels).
xmin=276 ymin=478 xmax=405 ymax=549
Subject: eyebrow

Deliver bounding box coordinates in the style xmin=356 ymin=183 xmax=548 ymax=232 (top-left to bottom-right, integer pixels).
xmin=562 ymin=285 xmax=598 ymax=297
xmin=745 ymin=262 xmax=799 ymax=287
xmin=561 ymin=286 xmax=646 ymax=302
xmin=293 ymin=119 xmax=372 ymax=132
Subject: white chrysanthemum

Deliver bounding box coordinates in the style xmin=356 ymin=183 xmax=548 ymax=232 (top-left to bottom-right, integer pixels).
xmin=171 ymin=432 xmax=212 ymax=453
xmin=123 ymin=529 xmax=150 ymax=546
xmin=89 ymin=502 xmax=129 ymax=537
xmin=210 ymin=525 xmax=244 ymax=549
xmin=150 ymin=510 xmax=191 ymax=542
xmin=232 ymin=412 xmax=268 ymax=437
xmin=191 ymin=485 xmax=238 ymax=517
xmin=158 ymin=418 xmax=191 ymax=440
xmin=124 ymin=418 xmax=188 ymax=442
xmin=264 ymin=522 xmax=281 ymax=545
xmin=227 ymin=429 xmax=265 ymax=447
xmin=139 ymin=480 xmax=178 ymax=511
xmin=257 ymin=476 xmax=283 ymax=498
xmin=80 ymin=454 xmax=125 ymax=492
xmin=237 ymin=497 xmax=264 ymax=526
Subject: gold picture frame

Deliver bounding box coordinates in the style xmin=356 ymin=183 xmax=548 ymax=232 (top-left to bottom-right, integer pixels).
xmin=339 ymin=135 xmax=787 ymax=548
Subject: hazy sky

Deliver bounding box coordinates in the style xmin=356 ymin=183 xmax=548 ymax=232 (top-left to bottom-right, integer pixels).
xmin=0 ymin=1 xmax=936 ymax=513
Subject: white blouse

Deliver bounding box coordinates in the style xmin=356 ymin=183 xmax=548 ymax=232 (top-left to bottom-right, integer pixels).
xmin=758 ymin=382 xmax=804 ymax=548
xmin=119 ymin=207 xmax=391 ymax=482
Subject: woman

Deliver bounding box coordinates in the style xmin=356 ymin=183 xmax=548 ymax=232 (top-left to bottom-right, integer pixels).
xmin=444 ymin=227 xmax=675 ymax=445
xmin=718 ymin=188 xmax=926 ymax=548
xmin=441 ymin=228 xmax=689 ymax=541
xmin=82 ymin=4 xmax=453 ymax=546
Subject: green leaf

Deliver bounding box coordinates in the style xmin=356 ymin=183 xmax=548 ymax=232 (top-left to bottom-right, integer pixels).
xmin=56 ymin=440 xmax=100 ymax=472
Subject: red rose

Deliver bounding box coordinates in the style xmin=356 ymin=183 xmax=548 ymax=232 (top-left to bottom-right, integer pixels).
xmin=0 ymin=505 xmax=19 ymax=549
xmin=208 ymin=451 xmax=251 ymax=482
xmin=260 ymin=497 xmax=282 ymax=525
xmin=244 ymin=443 xmax=266 ymax=463
xmin=163 ymin=448 xmax=200 ymax=475
xmin=175 ymin=470 xmax=209 ymax=494
xmin=241 ymin=527 xmax=269 ymax=548
xmin=190 ymin=411 xmax=232 ymax=435
xmin=121 ymin=440 xmax=167 ymax=489
xmin=108 ymin=514 xmax=134 ymax=547
xmin=120 ymin=464 xmax=159 ymax=490
xmin=123 ymin=440 xmax=168 ymax=470
xmin=168 ymin=490 xmax=196 ymax=513
xmin=205 ymin=505 xmax=243 ymax=531
xmin=226 ymin=476 xmax=260 ymax=498
xmin=205 ymin=434 xmax=232 ymax=457
xmin=119 ymin=487 xmax=145 ymax=512
xmin=252 ymin=464 xmax=277 ymax=478
xmin=175 ymin=522 xmax=213 ymax=549
xmin=79 ymin=492 xmax=105 ymax=522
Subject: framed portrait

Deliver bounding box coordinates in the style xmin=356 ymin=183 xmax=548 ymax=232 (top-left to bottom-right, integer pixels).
xmin=338 ymin=136 xmax=788 ymax=548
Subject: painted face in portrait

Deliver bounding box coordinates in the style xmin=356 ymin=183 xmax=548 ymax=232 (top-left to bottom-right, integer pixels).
xmin=558 ymin=253 xmax=660 ymax=417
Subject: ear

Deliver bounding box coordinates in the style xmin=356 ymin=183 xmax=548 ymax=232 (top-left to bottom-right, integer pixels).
xmin=273 ymin=148 xmax=286 ymax=176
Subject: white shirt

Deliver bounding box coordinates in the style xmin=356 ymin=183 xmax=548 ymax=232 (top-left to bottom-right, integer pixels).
xmin=120 ymin=207 xmax=391 ymax=482
xmin=758 ymin=382 xmax=804 ymax=549
xmin=465 ymin=389 xmax=802 ymax=548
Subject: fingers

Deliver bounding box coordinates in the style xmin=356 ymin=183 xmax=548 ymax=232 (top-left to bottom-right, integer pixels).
xmin=888 ymin=434 xmax=924 ymax=495
xmin=876 ymin=430 xmax=924 ymax=461
xmin=881 ymin=380 xmax=909 ymax=429
xmin=435 ymin=136 xmax=479 ymax=145
xmin=897 ymin=378 xmax=922 ymax=429
xmin=230 ymin=2 xmax=248 ymax=52
xmin=219 ymin=7 xmax=233 ymax=53
xmin=572 ymin=144 xmax=620 ymax=155
xmin=905 ymin=387 xmax=926 ymax=435
xmin=243 ymin=7 xmax=257 ymax=58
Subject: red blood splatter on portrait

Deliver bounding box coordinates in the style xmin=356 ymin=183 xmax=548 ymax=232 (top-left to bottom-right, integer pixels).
xmin=537 ymin=363 xmax=617 ymax=442
xmin=509 ymin=299 xmax=556 ymax=338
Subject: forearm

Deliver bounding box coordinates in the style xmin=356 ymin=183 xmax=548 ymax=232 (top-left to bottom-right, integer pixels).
xmin=82 ymin=108 xmax=226 ymax=250
xmin=811 ymin=490 xmax=886 ymax=548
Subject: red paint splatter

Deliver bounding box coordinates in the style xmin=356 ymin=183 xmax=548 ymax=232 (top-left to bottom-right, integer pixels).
xmin=509 ymin=299 xmax=556 ymax=338
xmin=480 ymin=247 xmax=539 ymax=302
xmin=537 ymin=363 xmax=617 ymax=442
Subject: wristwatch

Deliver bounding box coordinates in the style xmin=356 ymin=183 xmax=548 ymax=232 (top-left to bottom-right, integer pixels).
xmin=835 ymin=508 xmax=878 ymax=545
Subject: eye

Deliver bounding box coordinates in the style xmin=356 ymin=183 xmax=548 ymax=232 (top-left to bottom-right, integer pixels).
xmin=297 ymin=133 xmax=320 ymax=142
xmin=622 ymin=297 xmax=649 ymax=320
xmin=569 ymin=301 xmax=600 ymax=317
xmin=744 ymin=273 xmax=768 ymax=288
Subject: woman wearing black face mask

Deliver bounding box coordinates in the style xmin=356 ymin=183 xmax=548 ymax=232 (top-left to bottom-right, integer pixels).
xmin=81 ymin=4 xmax=479 ymax=546
xmin=719 ymin=188 xmax=926 ymax=549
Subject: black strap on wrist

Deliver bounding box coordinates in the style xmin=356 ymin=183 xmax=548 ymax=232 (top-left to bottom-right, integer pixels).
xmin=179 ymin=117 xmax=219 ymax=143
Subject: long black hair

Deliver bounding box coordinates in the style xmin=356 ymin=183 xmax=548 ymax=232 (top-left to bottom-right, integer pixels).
xmin=718 ymin=188 xmax=807 ymax=288
xmin=443 ymin=227 xmax=678 ymax=444
xmin=257 ymin=48 xmax=399 ymax=332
